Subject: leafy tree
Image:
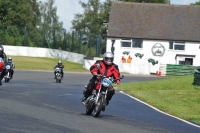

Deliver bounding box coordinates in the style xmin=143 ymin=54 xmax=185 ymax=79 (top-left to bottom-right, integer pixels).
xmin=39 ymin=0 xmax=64 ymax=49
xmin=0 ymin=0 xmax=40 ymax=27
xmin=0 ymin=0 xmax=41 ymax=46
xmin=191 ymin=0 xmax=200 ymax=5
xmin=72 ymin=0 xmax=111 ymax=55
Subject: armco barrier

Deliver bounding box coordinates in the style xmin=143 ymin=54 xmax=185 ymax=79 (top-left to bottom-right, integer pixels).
xmin=159 ymin=64 xmax=200 ymax=76
xmin=193 ymin=68 xmax=200 ymax=86
xmin=166 ymin=64 xmax=199 ymax=76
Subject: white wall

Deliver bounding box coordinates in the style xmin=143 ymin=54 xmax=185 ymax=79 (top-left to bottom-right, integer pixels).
xmin=5 ymin=41 xmax=199 ymax=75
xmin=4 ymin=46 xmax=86 ymax=64
xmin=106 ymin=39 xmax=200 ymax=75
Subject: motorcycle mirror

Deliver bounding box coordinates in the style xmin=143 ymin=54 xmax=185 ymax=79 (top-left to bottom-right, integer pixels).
xmin=120 ymin=75 xmax=124 ymax=79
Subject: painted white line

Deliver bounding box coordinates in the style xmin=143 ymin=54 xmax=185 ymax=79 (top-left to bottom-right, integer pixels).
xmin=119 ymin=91 xmax=200 ymax=128
xmin=58 ymin=94 xmax=72 ymax=96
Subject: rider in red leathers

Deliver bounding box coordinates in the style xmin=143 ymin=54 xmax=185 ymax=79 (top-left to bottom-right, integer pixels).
xmin=0 ymin=45 xmax=7 ymax=85
xmin=81 ymin=52 xmax=121 ymax=105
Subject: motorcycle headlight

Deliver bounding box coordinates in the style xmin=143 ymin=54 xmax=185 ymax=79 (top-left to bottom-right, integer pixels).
xmin=6 ymin=65 xmax=10 ymax=69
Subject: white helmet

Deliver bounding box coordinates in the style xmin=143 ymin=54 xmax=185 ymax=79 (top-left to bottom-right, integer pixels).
xmin=8 ymin=57 xmax=12 ymax=63
xmin=58 ymin=60 xmax=62 ymax=65
xmin=103 ymin=52 xmax=114 ymax=65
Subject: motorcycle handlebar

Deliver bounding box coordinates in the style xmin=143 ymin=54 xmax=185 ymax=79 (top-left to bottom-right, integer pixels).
xmin=94 ymin=74 xmax=124 ymax=83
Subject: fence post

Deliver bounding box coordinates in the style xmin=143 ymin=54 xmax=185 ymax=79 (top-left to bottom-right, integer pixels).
xmin=71 ymin=30 xmax=74 ymax=52
xmin=96 ymin=34 xmax=101 ymax=57
xmin=78 ymin=31 xmax=82 ymax=53
xmin=63 ymin=29 xmax=67 ymax=50
xmin=53 ymin=28 xmax=56 ymax=49
xmin=23 ymin=26 xmax=27 ymax=46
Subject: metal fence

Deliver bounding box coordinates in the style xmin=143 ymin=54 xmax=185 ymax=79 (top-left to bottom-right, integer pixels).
xmin=0 ymin=26 xmax=102 ymax=57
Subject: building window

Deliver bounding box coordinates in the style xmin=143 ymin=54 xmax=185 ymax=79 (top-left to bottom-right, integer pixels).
xmin=132 ymin=39 xmax=143 ymax=48
xmin=121 ymin=39 xmax=143 ymax=48
xmin=169 ymin=41 xmax=185 ymax=50
xmin=121 ymin=40 xmax=131 ymax=47
xmin=174 ymin=44 xmax=185 ymax=50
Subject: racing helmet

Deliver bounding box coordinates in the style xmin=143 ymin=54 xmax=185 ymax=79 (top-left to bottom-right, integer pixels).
xmin=8 ymin=57 xmax=12 ymax=63
xmin=0 ymin=45 xmax=4 ymax=56
xmin=58 ymin=60 xmax=62 ymax=65
xmin=103 ymin=52 xmax=114 ymax=65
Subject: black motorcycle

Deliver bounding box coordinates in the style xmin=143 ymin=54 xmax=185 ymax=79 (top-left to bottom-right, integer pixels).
xmin=82 ymin=74 xmax=124 ymax=117
xmin=55 ymin=67 xmax=62 ymax=83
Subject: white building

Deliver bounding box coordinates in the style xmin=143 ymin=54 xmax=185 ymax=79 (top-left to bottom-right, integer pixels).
xmin=106 ymin=2 xmax=200 ymax=75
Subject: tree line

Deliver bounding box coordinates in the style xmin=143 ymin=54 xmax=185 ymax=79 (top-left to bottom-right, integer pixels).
xmin=0 ymin=0 xmax=199 ymax=56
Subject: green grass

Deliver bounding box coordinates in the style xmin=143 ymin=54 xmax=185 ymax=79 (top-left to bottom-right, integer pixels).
xmin=119 ymin=76 xmax=200 ymax=125
xmin=10 ymin=56 xmax=200 ymax=125
xmin=11 ymin=56 xmax=89 ymax=72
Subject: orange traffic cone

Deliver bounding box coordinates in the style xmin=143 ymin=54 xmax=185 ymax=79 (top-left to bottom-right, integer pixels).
xmin=156 ymin=71 xmax=158 ymax=76
xmin=158 ymin=71 xmax=161 ymax=76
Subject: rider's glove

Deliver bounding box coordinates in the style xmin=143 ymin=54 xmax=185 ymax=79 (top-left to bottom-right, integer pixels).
xmin=116 ymin=80 xmax=120 ymax=85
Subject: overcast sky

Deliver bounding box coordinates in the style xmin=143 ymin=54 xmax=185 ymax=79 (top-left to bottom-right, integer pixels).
xmin=40 ymin=0 xmax=199 ymax=31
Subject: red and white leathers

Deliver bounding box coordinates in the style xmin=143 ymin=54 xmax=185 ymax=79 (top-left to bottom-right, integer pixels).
xmin=90 ymin=60 xmax=121 ymax=90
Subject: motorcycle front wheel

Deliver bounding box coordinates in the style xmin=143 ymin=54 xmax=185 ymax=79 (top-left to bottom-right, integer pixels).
xmin=93 ymin=95 xmax=105 ymax=117
xmin=86 ymin=105 xmax=94 ymax=115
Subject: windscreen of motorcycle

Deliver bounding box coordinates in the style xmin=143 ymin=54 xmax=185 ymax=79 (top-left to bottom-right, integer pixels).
xmin=102 ymin=78 xmax=112 ymax=87
xmin=55 ymin=67 xmax=61 ymax=72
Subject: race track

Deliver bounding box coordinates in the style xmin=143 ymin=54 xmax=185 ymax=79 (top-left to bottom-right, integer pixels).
xmin=0 ymin=70 xmax=199 ymax=133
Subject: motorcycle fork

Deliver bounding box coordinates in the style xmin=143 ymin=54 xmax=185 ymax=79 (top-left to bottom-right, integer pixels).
xmin=102 ymin=90 xmax=108 ymax=106
xmin=95 ymin=89 xmax=101 ymax=103
xmin=7 ymin=72 xmax=9 ymax=78
xmin=95 ymin=87 xmax=108 ymax=106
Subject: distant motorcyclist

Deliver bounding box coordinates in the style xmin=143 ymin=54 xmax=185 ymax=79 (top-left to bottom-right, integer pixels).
xmin=7 ymin=57 xmax=15 ymax=79
xmin=81 ymin=52 xmax=121 ymax=105
xmin=0 ymin=45 xmax=7 ymax=85
xmin=54 ymin=60 xmax=64 ymax=79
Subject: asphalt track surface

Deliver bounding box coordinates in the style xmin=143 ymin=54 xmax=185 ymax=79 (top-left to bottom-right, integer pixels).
xmin=0 ymin=70 xmax=199 ymax=133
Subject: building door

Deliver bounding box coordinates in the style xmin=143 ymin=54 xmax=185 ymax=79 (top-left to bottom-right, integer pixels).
xmin=178 ymin=58 xmax=193 ymax=65
xmin=185 ymin=58 xmax=193 ymax=65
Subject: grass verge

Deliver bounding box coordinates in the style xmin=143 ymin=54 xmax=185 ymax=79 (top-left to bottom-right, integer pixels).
xmin=10 ymin=56 xmax=200 ymax=125
xmin=119 ymin=76 xmax=200 ymax=125
xmin=11 ymin=56 xmax=89 ymax=72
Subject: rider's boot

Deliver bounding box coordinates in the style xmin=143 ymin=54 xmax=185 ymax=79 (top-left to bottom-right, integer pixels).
xmin=81 ymin=86 xmax=88 ymax=102
xmin=102 ymin=106 xmax=106 ymax=111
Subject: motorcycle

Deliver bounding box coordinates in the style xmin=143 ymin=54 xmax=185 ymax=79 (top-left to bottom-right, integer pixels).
xmin=82 ymin=74 xmax=124 ymax=117
xmin=55 ymin=67 xmax=62 ymax=83
xmin=4 ymin=64 xmax=11 ymax=83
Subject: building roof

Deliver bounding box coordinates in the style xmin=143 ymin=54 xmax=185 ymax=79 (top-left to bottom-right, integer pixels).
xmin=107 ymin=2 xmax=200 ymax=42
